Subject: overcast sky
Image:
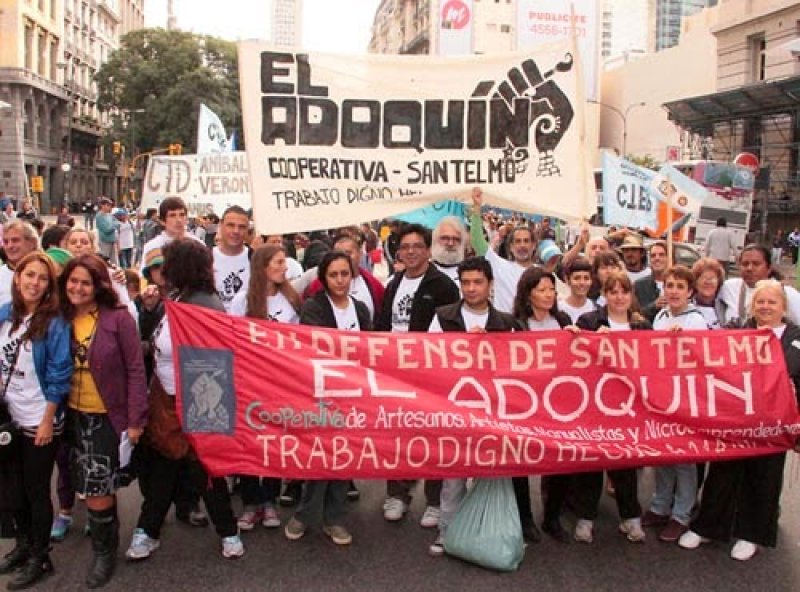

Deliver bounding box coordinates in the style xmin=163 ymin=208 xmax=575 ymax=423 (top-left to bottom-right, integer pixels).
xmin=144 ymin=0 xmax=382 ymax=53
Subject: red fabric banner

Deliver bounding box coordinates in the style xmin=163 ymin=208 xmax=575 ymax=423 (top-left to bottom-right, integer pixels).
xmin=166 ymin=301 xmax=800 ymax=479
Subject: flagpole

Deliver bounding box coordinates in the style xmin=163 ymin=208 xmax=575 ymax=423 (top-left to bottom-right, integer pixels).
xmin=665 ymin=172 xmax=674 ymax=264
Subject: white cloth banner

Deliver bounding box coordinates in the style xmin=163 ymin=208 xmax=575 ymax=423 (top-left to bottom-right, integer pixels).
xmin=516 ymin=0 xmax=600 ymax=101
xmin=438 ymin=0 xmax=474 ymax=55
xmin=238 ymin=41 xmax=595 ymax=235
xmin=141 ymin=152 xmax=251 ymax=217
xmin=197 ymin=103 xmax=231 ymax=154
xmin=602 ymin=152 xmax=658 ymax=229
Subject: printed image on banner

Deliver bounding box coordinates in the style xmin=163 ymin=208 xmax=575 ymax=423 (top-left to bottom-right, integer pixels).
xmin=141 ymin=152 xmax=252 ymax=217
xmin=179 ymin=346 xmax=235 ymax=435
xmin=516 ymin=0 xmax=600 ymax=101
xmin=166 ymin=301 xmax=800 ymax=480
xmin=238 ymin=41 xmax=596 ymax=235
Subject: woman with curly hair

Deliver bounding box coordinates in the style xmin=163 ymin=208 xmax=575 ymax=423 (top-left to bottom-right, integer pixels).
xmin=59 ymin=254 xmax=147 ymax=588
xmin=125 ymin=239 xmax=244 ymax=561
xmin=0 ymin=252 xmax=72 ymax=590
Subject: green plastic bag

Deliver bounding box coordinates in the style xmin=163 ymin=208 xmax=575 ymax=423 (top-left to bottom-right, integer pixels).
xmin=443 ymin=478 xmax=524 ymax=572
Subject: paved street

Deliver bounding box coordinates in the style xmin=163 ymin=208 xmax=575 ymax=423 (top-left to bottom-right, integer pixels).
xmin=1 ymin=466 xmax=799 ymax=592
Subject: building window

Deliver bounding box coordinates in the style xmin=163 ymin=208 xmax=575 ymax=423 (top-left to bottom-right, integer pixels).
xmin=500 ymin=24 xmax=511 ymax=33
xmin=750 ymin=34 xmax=766 ymax=82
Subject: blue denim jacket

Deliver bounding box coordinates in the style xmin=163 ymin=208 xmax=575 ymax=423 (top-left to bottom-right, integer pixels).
xmin=0 ymin=302 xmax=72 ymax=407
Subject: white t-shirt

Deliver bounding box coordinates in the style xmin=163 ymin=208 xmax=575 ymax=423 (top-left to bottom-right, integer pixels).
xmin=434 ymin=262 xmax=460 ymax=291
xmin=1 ymin=318 xmax=46 ymax=427
xmin=285 ymin=257 xmax=304 ymax=282
xmin=118 ymin=221 xmax=135 ymax=250
xmin=626 ymin=267 xmax=652 ymax=283
xmin=350 ymin=274 xmax=375 ymax=319
xmin=653 ymin=307 xmax=709 ymax=331
xmin=428 ymin=305 xmax=489 ymax=333
xmin=485 ymin=248 xmax=527 ymax=314
xmin=559 ymin=299 xmax=595 ymax=324
xmin=391 ymin=275 xmax=424 ymax=333
xmin=694 ymin=303 xmax=721 ymax=330
xmin=527 ymin=316 xmax=562 ymax=331
xmin=719 ymin=277 xmax=800 ymax=325
xmin=329 ymin=296 xmax=360 ymax=331
xmin=140 ymin=231 xmax=204 ymax=275
xmin=0 ymin=265 xmax=13 ymax=306
xmin=153 ymin=316 xmax=175 ymax=396
xmin=608 ymin=319 xmax=631 ymax=331
xmin=213 ymin=247 xmax=250 ymax=312
xmin=229 ymin=290 xmax=300 ymax=325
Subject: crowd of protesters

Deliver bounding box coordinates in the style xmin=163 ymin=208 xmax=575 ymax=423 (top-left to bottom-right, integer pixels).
xmin=0 ymin=189 xmax=796 ymax=590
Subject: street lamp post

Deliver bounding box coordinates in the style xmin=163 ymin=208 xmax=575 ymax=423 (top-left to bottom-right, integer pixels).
xmin=123 ymin=109 xmax=145 ymax=207
xmin=589 ymin=100 xmax=646 ymax=156
xmin=57 ymin=62 xmax=74 ymax=209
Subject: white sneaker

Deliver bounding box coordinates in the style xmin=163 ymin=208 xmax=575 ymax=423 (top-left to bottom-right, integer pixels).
xmin=222 ymin=534 xmax=245 ymax=559
xmin=125 ymin=528 xmax=160 ymax=560
xmin=383 ymin=497 xmax=409 ymax=522
xmin=619 ymin=518 xmax=646 ymax=543
xmin=730 ymin=539 xmax=758 ymax=561
xmin=679 ymin=530 xmax=711 ymax=550
xmin=420 ymin=506 xmax=441 ymax=528
xmin=574 ymin=519 xmax=593 ymax=544
xmin=428 ymin=534 xmax=445 ymax=557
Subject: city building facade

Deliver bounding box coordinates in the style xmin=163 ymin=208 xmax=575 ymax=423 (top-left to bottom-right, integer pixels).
xmin=0 ymin=0 xmax=144 ymax=214
xmin=663 ymin=0 xmax=800 ymax=233
xmin=649 ymin=0 xmax=718 ymax=51
xmin=272 ymin=0 xmax=303 ymax=48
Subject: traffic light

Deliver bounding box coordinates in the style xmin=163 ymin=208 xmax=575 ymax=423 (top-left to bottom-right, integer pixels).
xmin=30 ymin=176 xmax=43 ymax=193
xmin=169 ymin=143 xmax=182 ymax=155
xmin=112 ymin=141 xmax=122 ymax=155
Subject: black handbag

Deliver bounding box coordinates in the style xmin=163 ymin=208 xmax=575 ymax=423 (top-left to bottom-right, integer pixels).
xmin=0 ymin=343 xmax=23 ymax=464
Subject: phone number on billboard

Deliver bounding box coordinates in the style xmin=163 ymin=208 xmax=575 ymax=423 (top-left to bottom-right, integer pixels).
xmin=527 ymin=24 xmax=587 ymax=37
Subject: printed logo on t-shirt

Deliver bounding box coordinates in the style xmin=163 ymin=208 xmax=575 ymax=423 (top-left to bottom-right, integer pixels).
xmin=267 ymin=310 xmax=282 ymax=322
xmin=219 ymin=268 xmax=246 ymax=303
xmin=392 ymin=293 xmax=414 ymax=327
xmin=1 ymin=337 xmax=22 ymax=379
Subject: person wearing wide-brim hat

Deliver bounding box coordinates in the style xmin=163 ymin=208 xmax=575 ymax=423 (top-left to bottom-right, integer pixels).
xmin=617 ymin=234 xmax=650 ymax=282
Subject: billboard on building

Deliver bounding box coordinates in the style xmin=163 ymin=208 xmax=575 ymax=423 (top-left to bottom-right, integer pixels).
xmin=516 ymin=0 xmax=600 ymax=100
xmin=438 ymin=0 xmax=474 ymax=55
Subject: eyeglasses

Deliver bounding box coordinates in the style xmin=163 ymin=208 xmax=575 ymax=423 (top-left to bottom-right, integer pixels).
xmin=398 ymin=243 xmax=427 ymax=252
xmin=439 ymin=235 xmax=462 ymax=244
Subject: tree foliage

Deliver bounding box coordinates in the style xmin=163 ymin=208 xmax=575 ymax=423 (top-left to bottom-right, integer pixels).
xmin=95 ymin=28 xmax=240 ymax=153
xmin=627 ymin=154 xmax=660 ymax=170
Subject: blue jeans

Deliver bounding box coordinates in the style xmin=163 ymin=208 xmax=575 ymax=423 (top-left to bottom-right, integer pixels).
xmin=649 ymin=464 xmax=698 ymax=525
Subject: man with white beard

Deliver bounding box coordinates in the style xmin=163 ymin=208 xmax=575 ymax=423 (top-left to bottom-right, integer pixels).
xmin=431 ymin=216 xmax=468 ymax=289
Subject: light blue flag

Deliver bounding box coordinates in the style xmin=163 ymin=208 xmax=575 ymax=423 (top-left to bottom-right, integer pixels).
xmin=395 ymin=199 xmax=467 ymax=228
xmin=652 ymin=163 xmax=709 ymax=215
xmin=602 ymin=152 xmax=658 ymax=229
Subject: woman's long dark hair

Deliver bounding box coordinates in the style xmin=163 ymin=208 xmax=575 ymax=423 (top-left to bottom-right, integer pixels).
xmin=513 ymin=266 xmax=560 ymax=321
xmin=162 ymin=238 xmax=215 ymax=298
xmin=10 ymin=252 xmax=60 ymax=341
xmin=245 ymin=245 xmax=301 ymax=319
xmin=59 ymin=254 xmax=121 ymax=320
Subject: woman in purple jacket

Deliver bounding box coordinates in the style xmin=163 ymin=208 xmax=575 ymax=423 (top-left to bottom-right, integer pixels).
xmin=59 ymin=254 xmax=147 ymax=589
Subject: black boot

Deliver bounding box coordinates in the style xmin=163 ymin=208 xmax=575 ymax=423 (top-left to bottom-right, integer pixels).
xmin=0 ymin=537 xmax=30 ymax=574
xmin=86 ymin=507 xmax=119 ymax=589
xmin=6 ymin=549 xmax=53 ymax=590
